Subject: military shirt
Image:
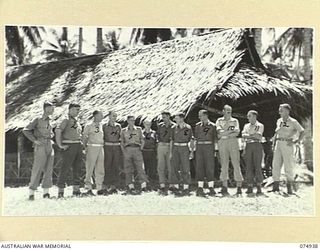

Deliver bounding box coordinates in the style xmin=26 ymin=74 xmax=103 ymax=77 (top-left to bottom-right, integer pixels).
xmin=216 ymin=117 xmax=240 ymax=139
xmin=275 ymin=117 xmax=304 ymax=139
xmin=83 ymin=121 xmax=104 ymax=144
xmin=171 ymin=123 xmax=193 ymax=143
xmin=57 ymin=116 xmax=82 ymax=141
xmin=156 ymin=121 xmax=175 ymax=143
xmin=242 ymin=121 xmax=264 ymax=143
xmin=121 ymin=126 xmax=144 ymax=146
xmin=194 ymin=120 xmax=217 ymax=142
xmin=103 ymin=122 xmax=122 ymax=142
xmin=23 ymin=116 xmax=53 ymax=142
xmin=143 ymin=130 xmax=157 ymax=150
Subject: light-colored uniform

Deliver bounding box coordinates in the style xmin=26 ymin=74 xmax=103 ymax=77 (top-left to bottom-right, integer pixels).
xmin=121 ymin=126 xmax=148 ymax=185
xmin=272 ymin=117 xmax=304 ymax=182
xmin=83 ymin=121 xmax=104 ymax=191
xmin=216 ymin=117 xmax=243 ymax=182
xmin=23 ymin=116 xmax=54 ymax=190
xmin=194 ymin=121 xmax=216 ymax=181
xmin=156 ymin=121 xmax=175 ymax=185
xmin=242 ymin=121 xmax=264 ymax=185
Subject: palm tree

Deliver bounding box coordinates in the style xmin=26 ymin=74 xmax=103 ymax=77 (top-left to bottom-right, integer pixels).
xmin=78 ymin=27 xmax=83 ymax=56
xmin=41 ymin=27 xmax=78 ymax=61
xmin=5 ymin=26 xmax=44 ymax=65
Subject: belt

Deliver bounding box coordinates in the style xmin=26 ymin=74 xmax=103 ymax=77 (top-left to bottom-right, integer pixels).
xmin=197 ymin=141 xmax=213 ymax=145
xmin=125 ymin=144 xmax=141 ymax=148
xmin=246 ymin=140 xmax=261 ymax=144
xmin=104 ymin=142 xmax=121 ymax=146
xmin=276 ymin=138 xmax=293 ymax=142
xmin=158 ymin=142 xmax=170 ymax=146
xmin=87 ymin=143 xmax=104 ymax=146
xmin=173 ymin=142 xmax=188 ymax=146
xmin=142 ymin=148 xmax=156 ymax=151
xmin=62 ymin=140 xmax=81 ymax=144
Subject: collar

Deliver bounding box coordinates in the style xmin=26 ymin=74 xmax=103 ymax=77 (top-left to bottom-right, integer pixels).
xmin=126 ymin=125 xmax=137 ymax=131
xmin=200 ymin=120 xmax=211 ymax=126
xmin=41 ymin=114 xmax=50 ymax=120
xmin=177 ymin=122 xmax=187 ymax=129
xmin=249 ymin=121 xmax=258 ymax=126
xmin=281 ymin=116 xmax=292 ymax=122
xmin=92 ymin=121 xmax=101 ymax=126
xmin=68 ymin=115 xmax=77 ymax=121
xmin=108 ymin=121 xmax=117 ymax=127
xmin=163 ymin=121 xmax=174 ymax=127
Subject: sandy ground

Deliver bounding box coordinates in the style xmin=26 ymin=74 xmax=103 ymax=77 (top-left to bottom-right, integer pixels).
xmin=2 ymin=184 xmax=315 ymax=216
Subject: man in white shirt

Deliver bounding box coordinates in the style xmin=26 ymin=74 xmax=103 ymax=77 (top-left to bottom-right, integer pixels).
xmin=242 ymin=110 xmax=264 ymax=196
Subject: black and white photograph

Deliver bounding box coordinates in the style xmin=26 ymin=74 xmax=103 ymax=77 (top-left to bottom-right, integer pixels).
xmin=4 ymin=26 xmax=314 ymax=216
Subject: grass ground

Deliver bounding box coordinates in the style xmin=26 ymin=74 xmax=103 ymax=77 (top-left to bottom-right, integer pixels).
xmin=2 ymin=184 xmax=314 ymax=216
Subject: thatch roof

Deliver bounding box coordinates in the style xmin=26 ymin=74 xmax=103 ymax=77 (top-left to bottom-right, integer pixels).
xmin=5 ymin=28 xmax=312 ymax=132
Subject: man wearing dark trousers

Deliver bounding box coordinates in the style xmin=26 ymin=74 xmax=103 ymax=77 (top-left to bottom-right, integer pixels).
xmin=194 ymin=110 xmax=217 ymax=197
xmin=103 ymin=111 xmax=122 ymax=194
xmin=56 ymin=103 xmax=84 ymax=198
xmin=242 ymin=110 xmax=265 ymax=196
xmin=169 ymin=112 xmax=195 ymax=197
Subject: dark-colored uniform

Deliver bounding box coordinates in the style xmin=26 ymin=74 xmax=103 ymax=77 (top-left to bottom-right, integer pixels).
xmin=242 ymin=121 xmax=264 ymax=185
xmin=156 ymin=121 xmax=175 ymax=185
xmin=103 ymin=122 xmax=122 ymax=188
xmin=23 ymin=116 xmax=54 ymax=190
xmin=194 ymin=121 xmax=216 ymax=182
xmin=169 ymin=123 xmax=193 ymax=185
xmin=142 ymin=130 xmax=157 ymax=180
xmin=56 ymin=116 xmax=83 ymax=189
xmin=121 ymin=126 xmax=148 ymax=186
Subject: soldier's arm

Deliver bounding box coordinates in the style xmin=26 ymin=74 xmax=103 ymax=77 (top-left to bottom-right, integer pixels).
xmin=293 ymin=121 xmax=305 ymax=143
xmin=120 ymin=130 xmax=126 ymax=153
xmin=228 ymin=120 xmax=240 ymax=137
xmin=23 ymin=118 xmax=42 ymax=145
xmin=140 ymin=129 xmax=145 ymax=150
xmin=82 ymin=125 xmax=89 ymax=149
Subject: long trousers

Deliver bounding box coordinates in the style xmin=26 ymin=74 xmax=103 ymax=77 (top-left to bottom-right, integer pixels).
xmin=57 ymin=143 xmax=83 ymax=188
xmin=104 ymin=145 xmax=122 ymax=187
xmin=142 ymin=149 xmax=157 ymax=180
xmin=123 ymin=146 xmax=148 ymax=185
xmin=195 ymin=144 xmax=215 ymax=181
xmin=84 ymin=145 xmax=104 ymax=191
xmin=29 ymin=140 xmax=54 ymax=190
xmin=169 ymin=145 xmax=191 ymax=185
xmin=272 ymin=141 xmax=295 ymax=182
xmin=244 ymin=142 xmax=263 ymax=185
xmin=157 ymin=144 xmax=171 ymax=185
xmin=218 ymin=138 xmax=243 ymax=182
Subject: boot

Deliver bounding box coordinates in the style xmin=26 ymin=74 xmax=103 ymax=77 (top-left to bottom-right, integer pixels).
xmin=196 ymin=187 xmax=206 ymax=197
xmin=43 ymin=193 xmax=50 ymax=199
xmin=208 ymin=187 xmax=216 ymax=197
xmin=220 ymin=186 xmax=229 ymax=196
xmin=272 ymin=181 xmax=280 ymax=192
xmin=287 ymin=182 xmax=293 ymax=195
xmin=28 ymin=195 xmax=35 ymax=201
xmin=246 ymin=186 xmax=253 ymax=194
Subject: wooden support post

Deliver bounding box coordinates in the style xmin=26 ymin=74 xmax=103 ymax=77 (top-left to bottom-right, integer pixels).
xmin=17 ymin=133 xmax=24 ymax=180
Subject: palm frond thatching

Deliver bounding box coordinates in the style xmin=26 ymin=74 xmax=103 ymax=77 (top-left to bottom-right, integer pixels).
xmin=5 ymin=28 xmax=312 ymax=132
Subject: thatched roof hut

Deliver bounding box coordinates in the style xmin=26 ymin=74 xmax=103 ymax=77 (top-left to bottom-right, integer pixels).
xmin=6 ymin=28 xmax=312 ymax=139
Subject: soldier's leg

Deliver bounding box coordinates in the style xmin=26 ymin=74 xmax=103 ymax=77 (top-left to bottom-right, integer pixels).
xmin=244 ymin=144 xmax=254 ymax=187
xmin=180 ymin=147 xmax=191 ymax=188
xmin=253 ymin=143 xmax=264 ymax=186
xmin=41 ymin=142 xmax=54 ymax=191
xmin=72 ymin=144 xmax=84 ymax=192
xmin=142 ymin=150 xmax=151 ymax=178
xmin=85 ymin=146 xmax=98 ymax=190
xmin=272 ymin=142 xmax=284 ymax=182
xmin=112 ymin=146 xmax=122 ymax=188
xmin=133 ymin=148 xmax=148 ymax=187
xmin=230 ymin=139 xmax=243 ymax=184
xmin=282 ymin=144 xmax=295 ymax=182
xmin=218 ymin=140 xmax=230 ymax=186
xmin=29 ymin=145 xmax=47 ymax=193
xmin=169 ymin=146 xmax=180 ymax=187
xmin=195 ymin=145 xmax=205 ymax=187
xmin=103 ymin=146 xmax=114 ymax=188
xmin=57 ymin=144 xmax=77 ymax=190
xmin=94 ymin=147 xmax=105 ymax=191
xmin=123 ymin=148 xmax=134 ymax=187
xmin=204 ymin=145 xmax=215 ymax=187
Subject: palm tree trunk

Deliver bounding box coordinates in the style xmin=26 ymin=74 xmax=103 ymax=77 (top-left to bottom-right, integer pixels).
xmin=253 ymin=28 xmax=262 ymax=55
xmin=62 ymin=27 xmax=68 ymax=41
xmin=96 ymin=28 xmax=104 ymax=53
xmin=78 ymin=27 xmax=83 ymax=56
xmin=303 ymin=28 xmax=312 ymax=84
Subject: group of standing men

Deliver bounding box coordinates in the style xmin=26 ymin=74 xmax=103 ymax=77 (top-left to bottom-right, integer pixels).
xmin=23 ymin=101 xmax=304 ymax=200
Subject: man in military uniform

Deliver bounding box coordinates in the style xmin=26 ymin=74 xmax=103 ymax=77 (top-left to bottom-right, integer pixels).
xmin=216 ymin=105 xmax=243 ymax=196
xmin=56 ymin=103 xmax=84 ymax=198
xmin=82 ymin=110 xmax=105 ymax=196
xmin=242 ymin=110 xmax=265 ymax=196
xmin=156 ymin=111 xmax=175 ymax=196
xmin=23 ymin=101 xmax=55 ymax=200
xmin=272 ymin=103 xmax=304 ymax=194
xmin=120 ymin=116 xmax=148 ymax=195
xmin=142 ymin=119 xmax=157 ymax=183
xmin=194 ymin=110 xmax=217 ymax=197
xmin=169 ymin=112 xmax=195 ymax=197
xmin=102 ymin=111 xmax=122 ymax=194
